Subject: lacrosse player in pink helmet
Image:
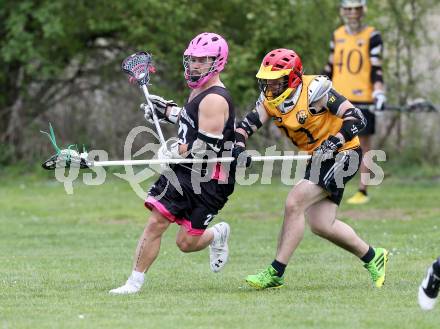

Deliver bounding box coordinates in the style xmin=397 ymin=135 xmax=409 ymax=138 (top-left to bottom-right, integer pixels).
xmin=110 ymin=32 xmax=236 ymax=294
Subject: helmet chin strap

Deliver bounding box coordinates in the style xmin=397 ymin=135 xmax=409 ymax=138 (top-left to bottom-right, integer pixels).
xmin=190 ymin=74 xmax=202 ymax=82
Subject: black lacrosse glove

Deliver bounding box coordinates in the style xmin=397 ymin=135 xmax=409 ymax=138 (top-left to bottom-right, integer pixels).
xmin=149 ymin=94 xmax=178 ymax=114
xmin=232 ymin=144 xmax=252 ymax=168
xmin=313 ymin=135 xmax=343 ymax=157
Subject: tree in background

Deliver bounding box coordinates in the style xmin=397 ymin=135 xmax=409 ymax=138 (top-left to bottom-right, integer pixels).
xmin=368 ymin=0 xmax=440 ymax=165
xmin=0 ymin=0 xmax=438 ymax=166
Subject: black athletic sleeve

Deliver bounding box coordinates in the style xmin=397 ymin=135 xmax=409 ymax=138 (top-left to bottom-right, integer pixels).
xmin=369 ymin=30 xmax=384 ymax=83
xmin=326 ymin=88 xmax=347 ymax=115
xmin=322 ymin=34 xmax=335 ymax=79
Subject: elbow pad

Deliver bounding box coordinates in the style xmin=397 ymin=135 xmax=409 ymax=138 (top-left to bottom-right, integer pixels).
xmin=191 ymin=130 xmax=224 ymax=158
xmin=371 ymin=66 xmax=384 ymax=84
xmin=339 ymin=108 xmax=367 ymax=141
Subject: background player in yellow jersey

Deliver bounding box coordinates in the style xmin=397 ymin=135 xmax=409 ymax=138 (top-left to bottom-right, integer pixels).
xmin=323 ymin=0 xmax=386 ymax=204
xmin=232 ymin=48 xmax=388 ymax=289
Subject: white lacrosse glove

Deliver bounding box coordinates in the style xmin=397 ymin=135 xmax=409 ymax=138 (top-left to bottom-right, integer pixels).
xmin=58 ymin=149 xmax=89 ymax=168
xmin=79 ymin=151 xmax=88 ymax=160
xmin=60 ymin=149 xmax=80 ymax=159
xmin=140 ymin=95 xmax=181 ymax=124
xmin=372 ymin=90 xmax=386 ymax=111
xmin=157 ymin=138 xmax=182 ymax=170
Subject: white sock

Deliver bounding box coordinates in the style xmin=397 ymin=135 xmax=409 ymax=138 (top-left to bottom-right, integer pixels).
xmin=130 ymin=270 xmax=145 ymax=285
xmin=209 ymin=226 xmax=220 ymax=246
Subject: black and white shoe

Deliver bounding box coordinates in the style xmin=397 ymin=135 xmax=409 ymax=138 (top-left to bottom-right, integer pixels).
xmin=418 ymin=260 xmax=440 ymax=310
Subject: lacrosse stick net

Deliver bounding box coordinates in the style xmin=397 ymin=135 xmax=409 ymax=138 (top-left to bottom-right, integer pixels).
xmin=121 ymin=52 xmax=155 ymax=86
xmin=41 ymin=123 xmax=90 ymax=170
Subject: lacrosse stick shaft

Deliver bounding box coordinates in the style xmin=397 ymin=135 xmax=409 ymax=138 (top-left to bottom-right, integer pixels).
xmin=90 ymin=155 xmax=311 ymax=167
xmin=141 ymin=85 xmax=166 ymax=145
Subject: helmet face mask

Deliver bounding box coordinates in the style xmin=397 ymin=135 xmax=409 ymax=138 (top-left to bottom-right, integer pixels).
xmin=183 ymin=55 xmax=217 ymax=83
xmin=258 ymin=76 xmax=289 ymax=101
xmin=340 ymin=0 xmax=366 ymax=32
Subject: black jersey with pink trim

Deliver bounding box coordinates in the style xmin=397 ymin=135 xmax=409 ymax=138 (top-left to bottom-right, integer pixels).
xmin=177 ymin=85 xmax=235 ymax=182
xmin=178 ymin=86 xmax=235 ymax=156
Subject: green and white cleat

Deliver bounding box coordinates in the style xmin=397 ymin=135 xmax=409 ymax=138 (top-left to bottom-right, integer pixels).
xmin=364 ymin=247 xmax=389 ymax=288
xmin=246 ymin=265 xmax=284 ymax=289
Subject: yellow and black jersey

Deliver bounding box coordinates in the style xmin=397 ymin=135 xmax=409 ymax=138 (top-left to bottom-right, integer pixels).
xmin=262 ymin=75 xmax=359 ymax=154
xmin=324 ymin=25 xmax=384 ymax=103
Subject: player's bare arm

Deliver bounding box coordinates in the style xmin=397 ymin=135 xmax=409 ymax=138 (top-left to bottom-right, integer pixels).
xmin=198 ymin=93 xmax=229 ymax=134
xmin=232 ymin=97 xmax=270 ymax=167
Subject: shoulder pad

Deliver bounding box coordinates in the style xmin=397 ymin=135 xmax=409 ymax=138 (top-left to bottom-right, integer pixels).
xmin=308 ymin=75 xmax=332 ymax=105
xmin=256 ymin=92 xmax=265 ymax=106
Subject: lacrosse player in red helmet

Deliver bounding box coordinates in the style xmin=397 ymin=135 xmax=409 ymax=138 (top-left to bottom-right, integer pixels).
xmin=324 ymin=0 xmax=386 ymax=205
xmin=232 ymin=48 xmax=388 ymax=289
xmin=110 ymin=32 xmax=236 ymax=294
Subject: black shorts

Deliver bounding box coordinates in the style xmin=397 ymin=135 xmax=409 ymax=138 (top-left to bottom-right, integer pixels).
xmin=353 ymin=103 xmax=375 ymax=135
xmin=145 ymin=167 xmax=234 ymax=236
xmin=304 ymin=148 xmax=362 ymax=205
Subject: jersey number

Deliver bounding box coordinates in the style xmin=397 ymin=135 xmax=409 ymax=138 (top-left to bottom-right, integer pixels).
xmin=204 ymin=214 xmax=214 ymax=226
xmin=335 ymin=49 xmax=363 ymax=75
xmin=294 ymin=127 xmax=317 ymax=145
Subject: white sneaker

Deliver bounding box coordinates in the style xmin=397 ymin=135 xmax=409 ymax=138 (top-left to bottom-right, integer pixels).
xmin=109 ymin=274 xmax=143 ymax=295
xmin=209 ymin=222 xmax=230 ymax=273
xmin=418 ymin=262 xmax=440 ymax=310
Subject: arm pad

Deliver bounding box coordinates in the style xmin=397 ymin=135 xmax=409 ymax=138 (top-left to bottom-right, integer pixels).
xmin=371 ymin=66 xmax=384 ymax=83
xmin=191 ymin=130 xmax=224 ymax=158
xmin=235 ymin=130 xmax=246 ymax=145
xmin=237 ymin=109 xmax=263 ymax=137
xmin=339 ymin=108 xmax=367 ymax=141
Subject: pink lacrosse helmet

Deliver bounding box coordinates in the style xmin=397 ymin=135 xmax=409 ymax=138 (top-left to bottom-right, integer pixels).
xmin=183 ymin=32 xmax=229 ymax=89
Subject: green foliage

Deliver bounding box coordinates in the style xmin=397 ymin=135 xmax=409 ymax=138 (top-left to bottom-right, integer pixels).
xmin=0 ymin=142 xmax=15 ymax=165
xmin=367 ymin=0 xmax=440 ymax=104
xmin=382 ymin=112 xmax=440 ymax=169
xmin=0 ymin=0 xmax=439 ymax=167
xmin=0 ymin=0 xmax=340 ymax=108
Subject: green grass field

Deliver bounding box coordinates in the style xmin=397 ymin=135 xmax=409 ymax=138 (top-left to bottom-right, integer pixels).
xmin=1 ymin=169 xmax=439 ymax=329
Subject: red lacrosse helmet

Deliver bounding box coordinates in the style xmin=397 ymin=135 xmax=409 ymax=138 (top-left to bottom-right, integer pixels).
xmin=256 ymin=48 xmax=303 ymax=107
